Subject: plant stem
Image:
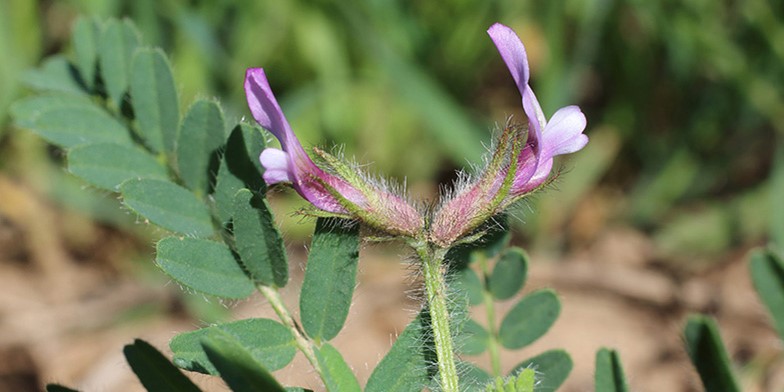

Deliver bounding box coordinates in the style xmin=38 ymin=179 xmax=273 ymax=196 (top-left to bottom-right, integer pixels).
xmin=479 ymin=254 xmax=502 ymax=377
xmin=256 ymin=284 xmax=325 ymax=381
xmin=415 ymin=241 xmax=459 ymax=392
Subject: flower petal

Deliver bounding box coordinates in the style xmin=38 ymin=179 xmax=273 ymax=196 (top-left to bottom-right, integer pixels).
xmin=488 ymin=23 xmax=530 ymax=96
xmin=542 ymin=105 xmax=588 ymax=157
xmin=259 ymin=148 xmax=292 ymax=184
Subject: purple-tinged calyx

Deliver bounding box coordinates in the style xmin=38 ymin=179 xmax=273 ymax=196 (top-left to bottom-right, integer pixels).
xmin=430 ymin=23 xmax=588 ymax=247
xmin=245 ymin=68 xmax=424 ymax=237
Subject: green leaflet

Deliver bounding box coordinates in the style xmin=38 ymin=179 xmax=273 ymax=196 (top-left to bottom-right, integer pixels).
xmin=68 ymin=143 xmax=168 ymax=191
xmin=123 ymin=339 xmax=202 ymax=392
xmin=232 ymin=189 xmax=288 ymax=287
xmin=489 ymin=247 xmax=528 ymax=301
xmin=594 ymin=348 xmax=629 ymax=392
xmin=201 ymin=335 xmax=286 ymax=392
xmin=300 ymin=218 xmax=359 ymax=341
xmin=457 ymin=319 xmax=489 ymax=355
xmin=121 ymin=179 xmax=214 ymax=237
xmin=17 ymin=101 xmax=131 ymax=148
xmin=509 ymin=350 xmax=572 ymax=391
xmin=315 ymin=343 xmax=361 ymax=392
xmin=499 ymin=289 xmax=560 ymax=349
xmin=213 ymin=123 xmax=266 ymax=223
xmin=366 ymin=313 xmax=434 ymax=392
xmin=21 ymin=56 xmax=87 ymax=95
xmin=170 ymin=318 xmax=296 ymax=375
xmin=155 ymin=237 xmax=254 ymax=299
xmin=98 ymin=18 xmax=140 ymax=107
xmin=72 ymin=17 xmax=100 ymax=90
xmin=684 ymin=315 xmax=741 ymax=392
xmin=130 ymin=47 xmax=180 ymax=153
xmin=176 ymin=99 xmax=225 ymax=193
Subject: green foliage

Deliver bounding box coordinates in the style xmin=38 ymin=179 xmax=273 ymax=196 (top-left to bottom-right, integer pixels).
xmin=176 ymin=99 xmax=225 ymax=193
xmin=684 ymin=315 xmax=741 ymax=392
xmin=315 ymin=343 xmax=362 ymax=392
xmin=594 ymin=348 xmax=629 ymax=392
xmin=232 ymin=189 xmax=288 ymax=287
xmin=21 ymin=56 xmax=86 ymax=95
xmin=458 ymin=319 xmax=489 ymax=356
xmin=123 ymin=339 xmax=202 ymax=392
xmin=71 ymin=17 xmax=99 ymax=89
xmin=16 ymin=99 xmax=131 ymax=148
xmin=67 ymin=143 xmax=168 ymax=190
xmin=460 ymin=362 xmax=491 ymax=388
xmin=170 ymin=318 xmax=296 ymax=375
xmin=155 ymin=237 xmax=254 ymax=299
xmin=98 ymin=18 xmax=140 ymax=106
xmin=452 ymin=267 xmax=483 ymax=306
xmin=300 ymin=218 xmax=360 ymax=342
xmin=366 ymin=313 xmax=434 ymax=392
xmin=130 ymin=47 xmax=180 ymax=153
xmin=750 ymin=248 xmax=784 ymax=339
xmin=121 ymin=179 xmax=214 ymax=237
xmin=214 ymin=124 xmax=266 ymax=222
xmin=499 ymin=290 xmax=561 ymax=349
xmin=510 ymin=350 xmax=572 ymax=392
xmin=489 ymin=247 xmax=528 ymax=301
xmin=201 ymin=335 xmax=286 ymax=392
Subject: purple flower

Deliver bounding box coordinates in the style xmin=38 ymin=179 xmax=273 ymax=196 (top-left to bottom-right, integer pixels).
xmin=245 ymin=68 xmax=423 ymax=236
xmin=430 ymin=23 xmax=588 ymax=246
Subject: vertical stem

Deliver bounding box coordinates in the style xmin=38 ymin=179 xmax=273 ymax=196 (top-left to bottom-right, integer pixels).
xmin=479 ymin=254 xmax=502 ymax=377
xmin=256 ymin=284 xmax=326 ymax=381
xmin=415 ymin=242 xmax=459 ymax=392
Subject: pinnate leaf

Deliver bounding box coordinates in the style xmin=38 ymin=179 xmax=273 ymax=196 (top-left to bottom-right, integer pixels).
xmin=123 ymin=339 xmax=201 ymax=392
xmin=499 ymin=290 xmax=560 ymax=349
xmin=156 ymin=237 xmax=254 ymax=299
xmin=170 ymin=318 xmax=296 ymax=375
xmin=232 ymin=189 xmax=288 ymax=287
xmin=300 ymin=218 xmax=359 ymax=341
xmin=130 ymin=47 xmax=180 ymax=153
xmin=121 ymin=179 xmax=214 ymax=237
xmin=68 ymin=143 xmax=168 ymax=191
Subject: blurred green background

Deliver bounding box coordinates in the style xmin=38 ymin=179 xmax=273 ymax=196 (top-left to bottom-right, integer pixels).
xmin=1 ymin=0 xmax=782 ymax=263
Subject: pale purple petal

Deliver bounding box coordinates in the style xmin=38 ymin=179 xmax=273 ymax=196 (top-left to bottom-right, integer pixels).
xmin=541 ymin=105 xmax=588 ymax=157
xmin=259 ymin=148 xmax=292 ymax=184
xmin=488 ymin=23 xmax=530 ymax=95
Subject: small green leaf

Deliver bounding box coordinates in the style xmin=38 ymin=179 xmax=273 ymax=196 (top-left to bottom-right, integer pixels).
xmin=459 ymin=362 xmax=491 ymax=389
xmin=499 ymin=290 xmax=560 ymax=349
xmin=72 ymin=17 xmax=100 ymax=89
xmin=98 ymin=19 xmax=140 ymax=106
xmin=121 ymin=179 xmax=214 ymax=237
xmin=20 ymin=102 xmax=131 ymax=148
xmin=510 ymin=350 xmax=572 ymax=391
xmin=489 ymin=247 xmax=528 ymax=300
xmin=452 ymin=267 xmax=483 ymax=306
xmin=176 ymin=99 xmax=225 ymax=193
xmin=123 ymin=339 xmax=201 ymax=392
xmin=213 ymin=123 xmax=266 ymax=223
xmin=156 ymin=237 xmax=253 ymax=299
xmin=21 ymin=56 xmax=87 ymax=95
xmin=45 ymin=385 xmax=80 ymax=392
xmin=458 ymin=319 xmax=489 ymax=355
xmin=201 ymin=335 xmax=286 ymax=392
xmin=233 ymin=189 xmax=288 ymax=287
xmin=68 ymin=143 xmax=168 ymax=191
xmin=300 ymin=218 xmax=359 ymax=341
xmin=749 ymin=249 xmax=784 ymax=339
xmin=130 ymin=47 xmax=180 ymax=153
xmin=595 ymin=348 xmax=629 ymax=392
xmin=170 ymin=318 xmax=296 ymax=375
xmin=316 ymin=343 xmax=361 ymax=392
xmin=684 ymin=315 xmax=741 ymax=392
xmin=366 ymin=313 xmax=434 ymax=392
xmin=10 ymin=93 xmax=93 ymax=129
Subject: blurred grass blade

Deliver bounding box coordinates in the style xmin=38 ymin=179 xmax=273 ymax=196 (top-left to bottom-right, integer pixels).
xmin=170 ymin=318 xmax=296 ymax=375
xmin=130 ymin=47 xmax=180 ymax=153
xmin=499 ymin=289 xmax=561 ymax=349
xmin=213 ymin=124 xmax=266 ymax=222
xmin=684 ymin=315 xmax=741 ymax=392
xmin=489 ymin=247 xmax=529 ymax=300
xmin=99 ymin=18 xmax=140 ymax=107
xmin=749 ymin=248 xmax=784 ymax=339
xmin=121 ymin=179 xmax=214 ymax=237
xmin=45 ymin=385 xmax=80 ymax=392
xmin=123 ymin=339 xmax=202 ymax=392
xmin=176 ymin=99 xmax=225 ymax=193
xmin=366 ymin=312 xmax=434 ymax=392
xmin=457 ymin=319 xmax=489 ymax=355
xmin=300 ymin=218 xmax=359 ymax=341
xmin=156 ymin=237 xmax=254 ymax=299
xmin=594 ymin=348 xmax=629 ymax=392
xmin=315 ymin=343 xmax=361 ymax=392
xmin=72 ymin=17 xmax=100 ymax=90
xmin=68 ymin=143 xmax=168 ymax=191
xmin=232 ymin=189 xmax=288 ymax=287
xmin=509 ymin=349 xmax=572 ymax=391
xmin=21 ymin=56 xmax=87 ymax=95
xmin=201 ymin=335 xmax=285 ymax=392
